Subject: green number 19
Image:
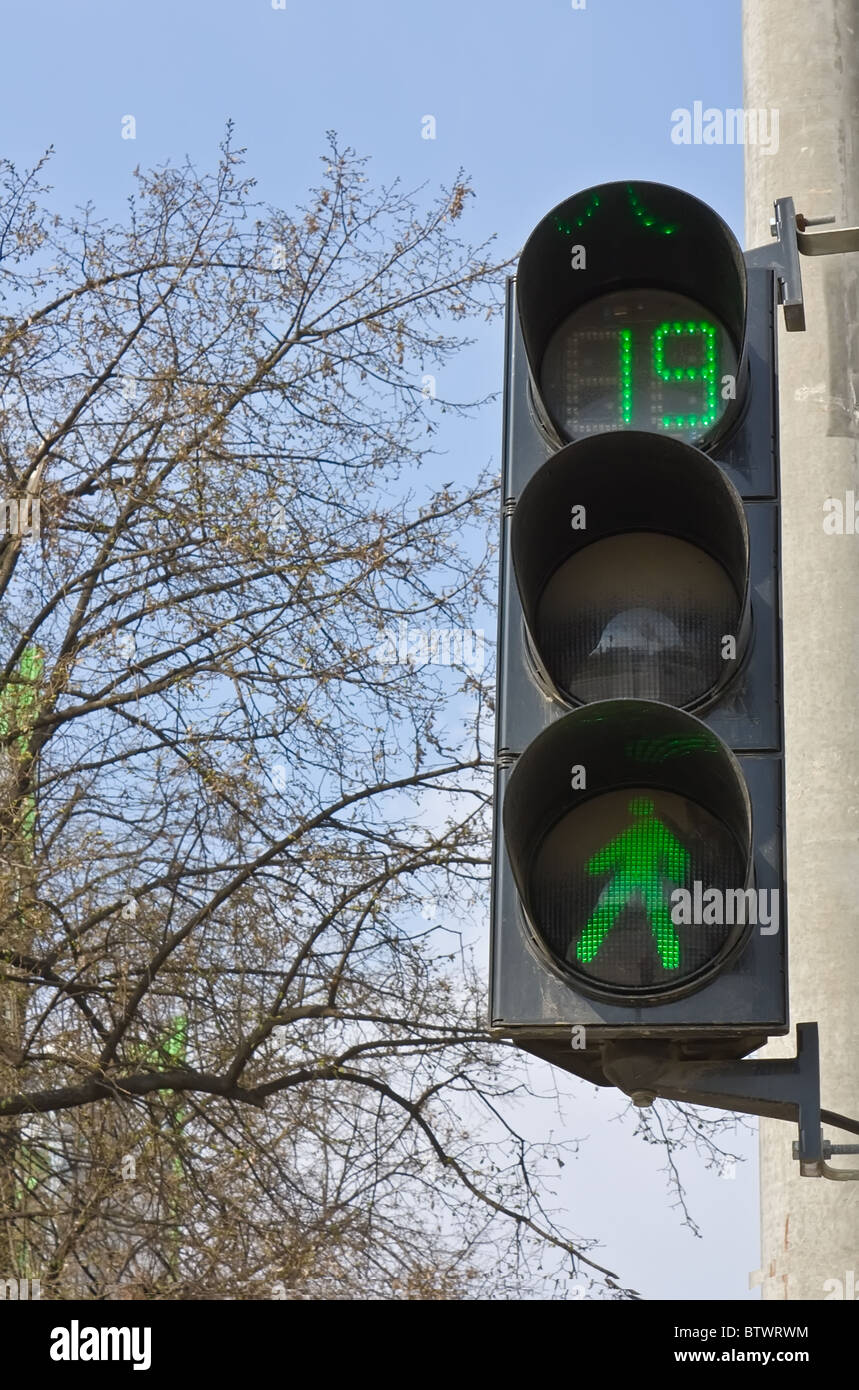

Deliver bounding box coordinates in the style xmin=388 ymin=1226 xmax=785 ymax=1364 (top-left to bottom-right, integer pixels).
xmin=617 ymin=321 xmax=719 ymax=431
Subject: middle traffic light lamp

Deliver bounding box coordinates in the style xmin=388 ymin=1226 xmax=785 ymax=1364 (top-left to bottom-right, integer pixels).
xmin=510 ymin=432 xmax=750 ymax=710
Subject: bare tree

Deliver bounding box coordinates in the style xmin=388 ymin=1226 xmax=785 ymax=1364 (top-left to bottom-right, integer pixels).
xmin=0 ymin=128 xmax=639 ymax=1300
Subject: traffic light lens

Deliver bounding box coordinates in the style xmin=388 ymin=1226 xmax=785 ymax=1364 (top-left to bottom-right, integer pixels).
xmin=529 ymin=787 xmax=747 ymax=993
xmin=503 ymin=702 xmax=755 ymax=1006
xmin=536 ymin=532 xmax=740 ymax=706
xmin=540 ymin=289 xmax=738 ymax=444
xmin=511 ymin=433 xmax=749 ymax=713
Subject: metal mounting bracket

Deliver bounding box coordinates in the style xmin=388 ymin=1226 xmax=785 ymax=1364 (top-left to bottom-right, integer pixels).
xmin=746 ymin=196 xmax=859 ymax=332
xmin=600 ymin=1022 xmax=859 ymax=1181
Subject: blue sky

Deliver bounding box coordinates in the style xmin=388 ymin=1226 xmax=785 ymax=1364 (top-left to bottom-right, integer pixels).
xmin=0 ymin=0 xmax=759 ymax=1300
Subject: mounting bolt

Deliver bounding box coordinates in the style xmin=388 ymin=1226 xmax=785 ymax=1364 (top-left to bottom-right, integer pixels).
xmin=630 ymin=1090 xmax=656 ymax=1108
xmin=792 ymin=1139 xmax=859 ymax=1159
xmin=796 ymin=212 xmax=836 ymax=231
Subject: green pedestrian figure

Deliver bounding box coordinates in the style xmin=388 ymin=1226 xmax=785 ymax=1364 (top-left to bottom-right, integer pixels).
xmin=573 ymin=796 xmax=689 ymax=970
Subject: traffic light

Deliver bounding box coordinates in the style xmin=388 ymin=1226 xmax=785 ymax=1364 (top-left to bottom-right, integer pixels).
xmin=490 ymin=182 xmax=787 ymax=1082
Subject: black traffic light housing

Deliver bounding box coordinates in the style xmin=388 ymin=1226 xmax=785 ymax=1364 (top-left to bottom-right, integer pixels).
xmin=490 ymin=182 xmax=787 ymax=1083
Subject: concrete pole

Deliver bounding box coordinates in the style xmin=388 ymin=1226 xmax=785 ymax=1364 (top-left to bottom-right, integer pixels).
xmin=743 ymin=0 xmax=859 ymax=1300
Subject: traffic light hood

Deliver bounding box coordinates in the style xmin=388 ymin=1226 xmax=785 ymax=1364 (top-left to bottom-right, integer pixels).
xmin=517 ymin=181 xmax=748 ymax=446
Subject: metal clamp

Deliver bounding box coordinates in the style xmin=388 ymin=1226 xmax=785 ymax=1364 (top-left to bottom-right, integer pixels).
xmin=747 ymin=197 xmax=859 ymax=332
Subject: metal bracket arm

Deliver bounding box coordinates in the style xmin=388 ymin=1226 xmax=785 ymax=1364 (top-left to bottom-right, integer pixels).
xmin=795 ymin=215 xmax=859 ymax=257
xmin=746 ymin=196 xmax=859 ymax=332
xmin=601 ymin=1023 xmax=859 ymax=1181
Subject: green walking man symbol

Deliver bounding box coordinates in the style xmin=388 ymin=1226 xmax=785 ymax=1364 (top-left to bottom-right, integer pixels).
xmin=573 ymin=796 xmax=689 ymax=970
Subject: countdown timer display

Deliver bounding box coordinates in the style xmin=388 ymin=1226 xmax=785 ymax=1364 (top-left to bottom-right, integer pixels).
xmin=540 ymin=288 xmax=739 ymax=444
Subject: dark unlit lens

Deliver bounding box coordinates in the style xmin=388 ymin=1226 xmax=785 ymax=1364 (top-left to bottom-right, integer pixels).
xmin=536 ymin=533 xmax=739 ymax=707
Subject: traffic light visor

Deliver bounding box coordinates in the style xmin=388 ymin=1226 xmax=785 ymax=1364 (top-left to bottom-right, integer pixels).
xmin=517 ymin=182 xmax=747 ymax=448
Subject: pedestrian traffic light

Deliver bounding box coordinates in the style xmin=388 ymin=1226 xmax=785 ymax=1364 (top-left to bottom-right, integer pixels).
xmin=490 ymin=182 xmax=787 ymax=1083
